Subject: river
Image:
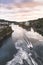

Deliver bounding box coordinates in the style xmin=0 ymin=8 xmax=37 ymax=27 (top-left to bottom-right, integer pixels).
xmin=0 ymin=24 xmax=43 ymax=65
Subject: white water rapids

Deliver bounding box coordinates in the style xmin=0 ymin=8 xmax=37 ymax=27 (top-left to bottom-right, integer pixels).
xmin=6 ymin=24 xmax=43 ymax=65
xmin=0 ymin=24 xmax=43 ymax=65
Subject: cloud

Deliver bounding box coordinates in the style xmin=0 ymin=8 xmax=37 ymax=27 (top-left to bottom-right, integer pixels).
xmin=0 ymin=0 xmax=32 ymax=4
xmin=0 ymin=4 xmax=43 ymax=22
xmin=0 ymin=2 xmax=43 ymax=22
xmin=34 ymin=0 xmax=43 ymax=2
xmin=0 ymin=0 xmax=43 ymax=5
xmin=0 ymin=0 xmax=13 ymax=4
xmin=21 ymin=0 xmax=32 ymax=2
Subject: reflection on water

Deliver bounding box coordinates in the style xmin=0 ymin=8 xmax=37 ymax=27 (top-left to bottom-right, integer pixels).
xmin=0 ymin=24 xmax=43 ymax=65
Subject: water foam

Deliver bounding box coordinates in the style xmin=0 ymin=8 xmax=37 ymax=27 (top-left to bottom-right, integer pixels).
xmin=6 ymin=24 xmax=43 ymax=65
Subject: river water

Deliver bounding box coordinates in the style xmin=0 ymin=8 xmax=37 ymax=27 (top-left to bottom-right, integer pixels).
xmin=0 ymin=24 xmax=43 ymax=65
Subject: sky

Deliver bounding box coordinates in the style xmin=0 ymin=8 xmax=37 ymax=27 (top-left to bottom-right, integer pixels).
xmin=0 ymin=0 xmax=43 ymax=22
xmin=0 ymin=0 xmax=43 ymax=4
xmin=0 ymin=0 xmax=32 ymax=4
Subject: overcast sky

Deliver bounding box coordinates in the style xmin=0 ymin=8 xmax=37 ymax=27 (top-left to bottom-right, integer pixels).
xmin=0 ymin=0 xmax=32 ymax=4
xmin=0 ymin=0 xmax=43 ymax=22
xmin=0 ymin=0 xmax=43 ymax=4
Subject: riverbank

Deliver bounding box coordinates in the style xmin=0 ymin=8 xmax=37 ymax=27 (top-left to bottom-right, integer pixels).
xmin=0 ymin=26 xmax=13 ymax=46
xmin=18 ymin=18 xmax=43 ymax=36
xmin=0 ymin=18 xmax=43 ymax=36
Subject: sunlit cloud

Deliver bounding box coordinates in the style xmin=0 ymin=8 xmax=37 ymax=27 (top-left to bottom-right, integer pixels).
xmin=34 ymin=0 xmax=43 ymax=2
xmin=0 ymin=6 xmax=43 ymax=22
xmin=0 ymin=2 xmax=43 ymax=22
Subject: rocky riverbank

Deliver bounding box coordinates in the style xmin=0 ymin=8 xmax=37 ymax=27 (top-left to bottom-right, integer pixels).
xmin=18 ymin=18 xmax=43 ymax=36
xmin=29 ymin=18 xmax=43 ymax=36
xmin=0 ymin=18 xmax=43 ymax=36
xmin=0 ymin=26 xmax=12 ymax=46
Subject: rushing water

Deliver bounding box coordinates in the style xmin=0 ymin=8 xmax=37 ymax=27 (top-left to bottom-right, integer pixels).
xmin=0 ymin=24 xmax=43 ymax=65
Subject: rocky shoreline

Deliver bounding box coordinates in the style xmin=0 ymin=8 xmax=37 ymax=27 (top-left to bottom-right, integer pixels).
xmin=0 ymin=18 xmax=43 ymax=36
xmin=0 ymin=26 xmax=12 ymax=46
xmin=18 ymin=18 xmax=43 ymax=36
